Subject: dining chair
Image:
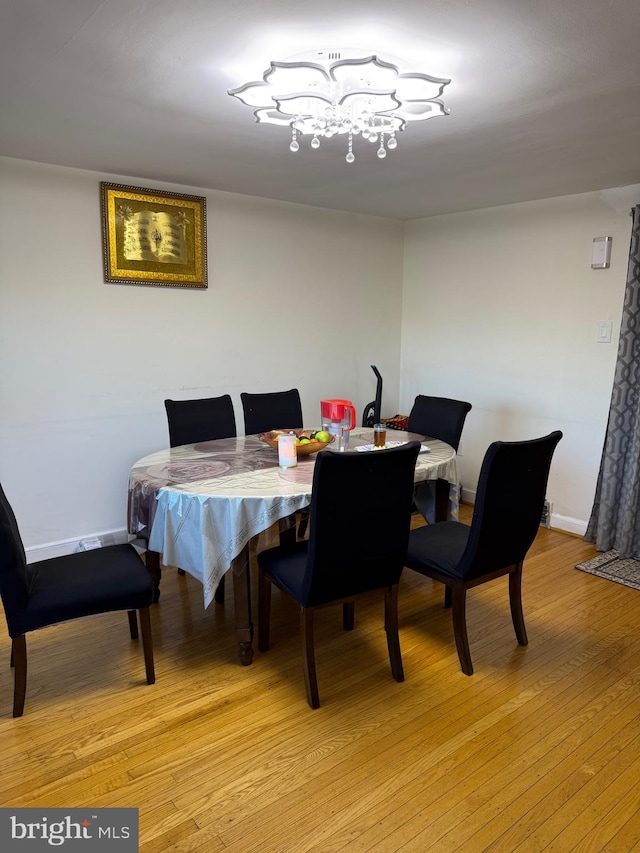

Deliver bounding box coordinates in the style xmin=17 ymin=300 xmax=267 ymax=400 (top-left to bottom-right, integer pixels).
xmin=240 ymin=388 xmax=303 ymax=435
xmin=407 ymin=395 xmax=472 ymax=450
xmin=241 ymin=388 xmax=310 ymax=539
xmin=404 ymin=430 xmax=563 ymax=675
xmin=258 ymin=440 xmax=421 ymax=709
xmin=0 ymin=482 xmax=156 ymax=717
xmin=407 ymin=394 xmax=473 ymax=523
xmin=164 ymin=394 xmax=237 ymax=600
xmin=164 ymin=394 xmax=237 ymax=447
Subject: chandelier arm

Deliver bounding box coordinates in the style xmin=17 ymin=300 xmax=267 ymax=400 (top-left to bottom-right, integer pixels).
xmin=266 ymin=60 xmax=332 ymax=83
xmin=273 ymin=92 xmax=335 ymax=118
xmin=327 ymin=54 xmax=400 ymax=80
xmin=394 ymin=98 xmax=450 ymax=121
xmin=228 ymin=80 xmax=273 ymax=101
xmin=337 ymin=89 xmax=402 ymax=108
xmin=398 ymin=71 xmax=452 ymax=87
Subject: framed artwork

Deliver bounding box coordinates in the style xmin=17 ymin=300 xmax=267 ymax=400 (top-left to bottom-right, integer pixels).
xmin=100 ymin=182 xmax=207 ymax=288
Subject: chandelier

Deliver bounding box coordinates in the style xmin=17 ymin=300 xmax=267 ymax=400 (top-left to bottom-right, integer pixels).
xmin=228 ymin=49 xmax=451 ymax=163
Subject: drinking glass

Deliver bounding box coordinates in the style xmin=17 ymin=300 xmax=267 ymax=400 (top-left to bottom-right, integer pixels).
xmin=373 ymin=423 xmax=386 ymax=448
xmin=278 ymin=433 xmax=298 ymax=468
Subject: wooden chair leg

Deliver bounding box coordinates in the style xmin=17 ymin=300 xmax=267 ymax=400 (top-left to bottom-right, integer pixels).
xmin=435 ymin=477 xmax=450 ymax=522
xmin=138 ymin=607 xmax=155 ymax=685
xmin=12 ymin=635 xmax=27 ymax=718
xmin=297 ymin=508 xmax=310 ymax=539
xmin=258 ymin=568 xmax=272 ymax=652
xmin=343 ymin=602 xmax=355 ymax=631
xmin=509 ymin=564 xmax=528 ymax=646
xmin=451 ymin=585 xmax=473 ymax=675
xmin=144 ymin=549 xmax=162 ymax=603
xmin=127 ymin=610 xmax=139 ymax=639
xmin=301 ymin=607 xmax=320 ymax=709
xmin=385 ymin=586 xmax=404 ymax=683
xmin=278 ymin=515 xmax=296 ymax=547
xmin=444 ymin=585 xmax=452 ymax=608
xmin=214 ymin=574 xmax=226 ymax=605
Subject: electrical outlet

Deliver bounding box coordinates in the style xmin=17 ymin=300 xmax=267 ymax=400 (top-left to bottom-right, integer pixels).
xmin=540 ymin=500 xmax=552 ymax=528
xmin=78 ymin=537 xmax=102 ymax=551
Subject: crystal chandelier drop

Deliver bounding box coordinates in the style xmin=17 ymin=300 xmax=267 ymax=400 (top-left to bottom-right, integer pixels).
xmin=228 ymin=49 xmax=451 ymax=164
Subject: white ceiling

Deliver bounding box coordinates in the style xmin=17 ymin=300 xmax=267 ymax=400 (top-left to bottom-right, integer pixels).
xmin=2 ymin=0 xmax=639 ymax=220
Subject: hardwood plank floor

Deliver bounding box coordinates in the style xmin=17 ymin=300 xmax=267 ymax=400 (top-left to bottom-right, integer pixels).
xmin=2 ymin=507 xmax=639 ymax=852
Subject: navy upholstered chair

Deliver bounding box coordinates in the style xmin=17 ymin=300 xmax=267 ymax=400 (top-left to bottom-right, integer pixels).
xmin=164 ymin=394 xmax=237 ymax=447
xmin=0 ymin=482 xmax=155 ymax=717
xmin=164 ymin=394 xmax=237 ymax=598
xmin=407 ymin=395 xmax=472 ymax=522
xmin=258 ymin=441 xmax=421 ymax=708
xmin=241 ymin=388 xmax=310 ymax=539
xmin=407 ymin=395 xmax=472 ymax=451
xmin=241 ymin=389 xmax=303 ymax=436
xmin=405 ymin=431 xmax=562 ymax=675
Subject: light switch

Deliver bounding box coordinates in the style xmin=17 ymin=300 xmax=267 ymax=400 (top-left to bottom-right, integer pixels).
xmin=597 ymin=320 xmax=612 ymax=343
xmin=592 ymin=237 xmax=612 ymax=269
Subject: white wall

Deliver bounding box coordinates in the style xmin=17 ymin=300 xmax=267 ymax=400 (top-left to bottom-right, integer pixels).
xmin=2 ymin=156 xmax=638 ymax=552
xmin=0 ymin=157 xmax=404 ymax=556
xmin=401 ymin=187 xmax=640 ymax=533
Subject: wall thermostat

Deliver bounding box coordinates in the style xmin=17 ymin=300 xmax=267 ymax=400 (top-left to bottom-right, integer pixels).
xmin=591 ymin=236 xmax=612 ymax=269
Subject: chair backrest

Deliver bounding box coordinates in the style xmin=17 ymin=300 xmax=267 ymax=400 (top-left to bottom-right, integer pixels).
xmin=458 ymin=431 xmax=563 ymax=581
xmin=0 ymin=483 xmax=30 ymax=636
xmin=164 ymin=395 xmax=237 ymax=447
xmin=407 ymin=395 xmax=472 ymax=450
xmin=302 ymin=442 xmax=421 ymax=606
xmin=241 ymin=389 xmax=303 ymax=435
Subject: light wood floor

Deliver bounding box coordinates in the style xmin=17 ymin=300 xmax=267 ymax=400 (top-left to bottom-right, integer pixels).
xmin=2 ymin=508 xmax=640 ymax=852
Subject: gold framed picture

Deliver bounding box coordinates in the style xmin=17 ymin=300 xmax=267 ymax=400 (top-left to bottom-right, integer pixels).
xmin=100 ymin=182 xmax=207 ymax=288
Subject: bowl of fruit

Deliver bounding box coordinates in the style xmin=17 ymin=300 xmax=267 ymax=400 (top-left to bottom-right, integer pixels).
xmin=259 ymin=429 xmax=335 ymax=456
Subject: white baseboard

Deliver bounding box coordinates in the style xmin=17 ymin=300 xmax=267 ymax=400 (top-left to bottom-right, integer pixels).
xmin=551 ymin=514 xmax=587 ymax=536
xmin=459 ymin=489 xmax=587 ymax=537
xmin=460 ymin=487 xmax=476 ymax=505
xmin=25 ymin=503 xmax=589 ymax=564
xmin=25 ymin=527 xmax=132 ymax=563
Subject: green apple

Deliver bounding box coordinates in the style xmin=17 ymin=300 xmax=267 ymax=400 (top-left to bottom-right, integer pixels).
xmin=315 ymin=431 xmax=331 ymax=443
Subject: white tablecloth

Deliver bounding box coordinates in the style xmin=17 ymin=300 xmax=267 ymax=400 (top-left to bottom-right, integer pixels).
xmin=128 ymin=429 xmax=458 ymax=607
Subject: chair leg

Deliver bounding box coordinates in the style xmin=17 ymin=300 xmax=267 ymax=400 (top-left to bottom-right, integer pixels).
xmin=385 ymin=585 xmax=404 ymax=683
xmin=144 ymin=549 xmax=162 ymax=603
xmin=278 ymin=515 xmax=297 ymax=547
xmin=214 ymin=574 xmax=226 ymax=605
xmin=444 ymin=586 xmax=452 ymax=608
xmin=258 ymin=568 xmax=272 ymax=652
xmin=343 ymin=602 xmax=355 ymax=630
xmin=301 ymin=607 xmax=320 ymax=709
xmin=138 ymin=607 xmax=155 ymax=685
xmin=509 ymin=564 xmax=528 ymax=646
xmin=297 ymin=508 xmax=310 ymax=539
xmin=12 ymin=635 xmax=27 ymax=718
xmin=451 ymin=585 xmax=473 ymax=675
xmin=127 ymin=610 xmax=139 ymax=639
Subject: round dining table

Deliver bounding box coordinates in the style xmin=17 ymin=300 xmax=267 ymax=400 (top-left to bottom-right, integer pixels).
xmin=127 ymin=427 xmax=459 ymax=664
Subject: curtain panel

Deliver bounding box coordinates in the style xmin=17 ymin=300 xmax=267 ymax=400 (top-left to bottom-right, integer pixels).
xmin=585 ymin=205 xmax=640 ymax=557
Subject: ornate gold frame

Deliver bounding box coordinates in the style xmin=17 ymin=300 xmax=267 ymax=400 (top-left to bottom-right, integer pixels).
xmin=100 ymin=182 xmax=207 ymax=288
